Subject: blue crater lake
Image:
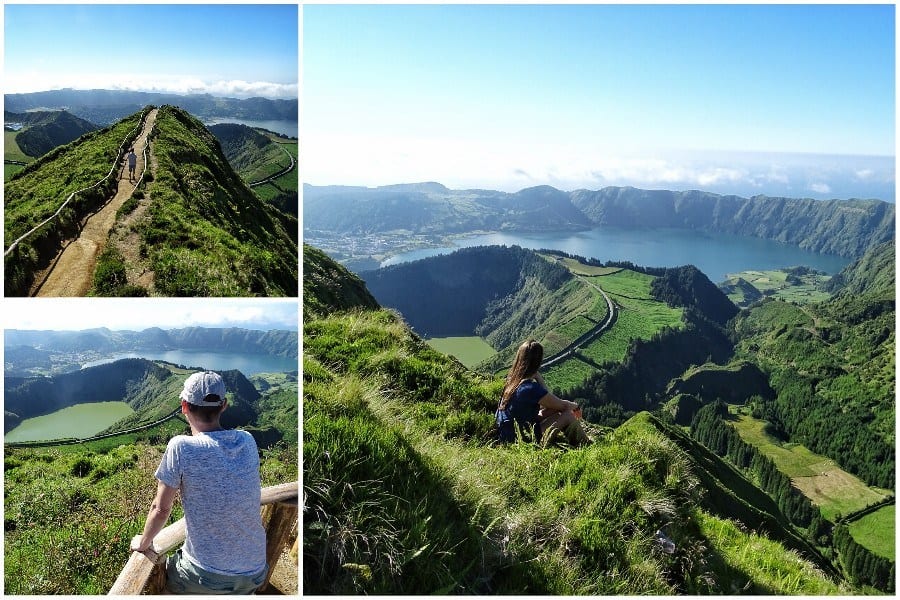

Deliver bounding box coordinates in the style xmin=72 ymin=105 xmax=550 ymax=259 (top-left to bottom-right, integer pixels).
xmin=82 ymin=350 xmax=297 ymax=375
xmin=381 ymin=228 xmax=852 ymax=282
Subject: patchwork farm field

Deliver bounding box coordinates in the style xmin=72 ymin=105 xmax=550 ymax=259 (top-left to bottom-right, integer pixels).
xmin=729 ymin=411 xmax=892 ymax=558
xmin=730 ymin=413 xmax=888 ymax=518
xmin=723 ymin=269 xmax=833 ymax=305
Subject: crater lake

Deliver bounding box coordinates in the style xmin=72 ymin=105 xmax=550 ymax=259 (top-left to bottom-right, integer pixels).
xmin=380 ymin=228 xmax=852 ymax=282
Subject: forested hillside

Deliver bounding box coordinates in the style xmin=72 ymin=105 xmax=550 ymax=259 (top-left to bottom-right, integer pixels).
xmin=5 ymin=110 xmax=99 ymax=158
xmin=731 ymin=241 xmax=895 ymax=489
xmin=363 ymin=245 xmax=575 ymax=339
xmin=304 ymin=244 xmax=852 ymax=594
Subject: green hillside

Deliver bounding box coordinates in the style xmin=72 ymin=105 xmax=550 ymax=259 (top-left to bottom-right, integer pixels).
xmin=210 ymin=123 xmax=289 ymax=182
xmin=5 ymin=110 xmax=99 ymax=158
xmin=4 ymin=357 xmax=297 ymax=594
xmin=304 ymin=244 xmax=379 ymax=319
xmin=303 ymin=244 xmax=853 ymax=595
xmin=731 ymin=242 xmax=895 ymax=490
xmin=4 ymin=110 xmax=147 ymax=295
xmin=104 ymin=105 xmax=298 ymax=296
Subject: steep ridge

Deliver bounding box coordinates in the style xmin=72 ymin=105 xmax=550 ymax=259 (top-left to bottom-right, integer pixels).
xmin=304 ymin=244 xmax=848 ymax=594
xmin=129 ymin=106 xmax=297 ymax=296
xmin=303 ymin=244 xmax=379 ymax=318
xmin=6 ymin=106 xmax=297 ymax=296
xmin=31 ymin=108 xmax=158 ymax=296
xmin=570 ymin=187 xmax=894 ymax=258
xmin=363 ymin=245 xmax=577 ymax=339
xmin=305 ymin=182 xmax=894 ymax=261
xmin=5 ymin=109 xmax=148 ymax=295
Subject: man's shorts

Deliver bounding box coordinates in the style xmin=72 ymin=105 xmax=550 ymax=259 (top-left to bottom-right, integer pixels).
xmin=165 ymin=548 xmax=268 ymax=595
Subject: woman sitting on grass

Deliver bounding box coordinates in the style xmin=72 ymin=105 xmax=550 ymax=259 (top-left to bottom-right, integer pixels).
xmin=500 ymin=339 xmax=591 ymax=446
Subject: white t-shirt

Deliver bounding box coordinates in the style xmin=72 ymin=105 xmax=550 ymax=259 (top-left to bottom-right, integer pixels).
xmin=155 ymin=430 xmax=267 ymax=576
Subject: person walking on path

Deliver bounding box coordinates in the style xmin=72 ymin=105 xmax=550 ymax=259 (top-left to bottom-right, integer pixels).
xmin=125 ymin=148 xmax=137 ymax=182
xmin=130 ymin=371 xmax=269 ymax=594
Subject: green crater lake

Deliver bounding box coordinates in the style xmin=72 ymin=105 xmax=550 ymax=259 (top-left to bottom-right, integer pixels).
xmin=6 ymin=402 xmax=135 ymax=443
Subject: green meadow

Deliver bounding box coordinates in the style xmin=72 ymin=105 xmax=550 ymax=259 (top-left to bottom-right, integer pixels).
xmin=426 ymin=336 xmax=496 ymax=369
xmin=729 ymin=412 xmax=888 ymax=519
xmin=6 ymin=402 xmax=136 ymax=443
xmin=848 ymin=506 xmax=895 ymax=560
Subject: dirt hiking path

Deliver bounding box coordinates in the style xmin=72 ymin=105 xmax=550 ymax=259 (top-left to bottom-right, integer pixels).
xmin=31 ymin=108 xmax=158 ymax=297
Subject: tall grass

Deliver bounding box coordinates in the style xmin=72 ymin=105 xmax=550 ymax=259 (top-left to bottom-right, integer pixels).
xmin=304 ymin=308 xmax=848 ymax=594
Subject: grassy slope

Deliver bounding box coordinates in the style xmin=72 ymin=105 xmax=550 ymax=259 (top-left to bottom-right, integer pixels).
xmin=5 ymin=112 xmax=141 ymax=242
xmin=721 ymin=269 xmax=833 ymax=306
xmin=544 ymin=268 xmax=683 ymax=388
xmin=138 ymin=106 xmax=297 ymax=296
xmin=251 ymin=137 xmax=298 ymax=214
xmin=848 ymin=506 xmax=895 ymax=561
xmin=304 ymin=307 xmax=846 ymax=595
xmin=5 ymin=129 xmax=32 ymax=163
xmin=5 ymin=436 xmax=295 ymax=594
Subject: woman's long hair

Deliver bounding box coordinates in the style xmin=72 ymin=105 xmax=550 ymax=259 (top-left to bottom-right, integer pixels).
xmin=500 ymin=340 xmax=543 ymax=408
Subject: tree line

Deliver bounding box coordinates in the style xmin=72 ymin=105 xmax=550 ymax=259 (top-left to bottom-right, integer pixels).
xmin=690 ymin=401 xmax=895 ymax=593
xmin=690 ymin=402 xmax=827 ymax=541
xmin=832 ymin=524 xmax=894 ymax=592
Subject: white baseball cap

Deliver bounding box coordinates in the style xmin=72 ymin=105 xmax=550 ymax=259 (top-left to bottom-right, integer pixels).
xmin=180 ymin=371 xmax=226 ymax=406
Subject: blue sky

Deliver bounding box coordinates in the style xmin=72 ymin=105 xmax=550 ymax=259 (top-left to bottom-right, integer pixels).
xmin=2 ymin=299 xmax=298 ymax=331
xmin=304 ymin=4 xmax=895 ymax=200
xmin=5 ymin=4 xmax=298 ymax=98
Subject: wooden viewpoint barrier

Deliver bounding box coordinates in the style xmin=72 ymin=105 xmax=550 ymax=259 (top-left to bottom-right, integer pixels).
xmin=108 ymin=481 xmax=298 ymax=595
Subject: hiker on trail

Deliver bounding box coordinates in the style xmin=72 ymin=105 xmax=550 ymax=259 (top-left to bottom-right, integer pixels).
xmin=126 ymin=148 xmax=137 ymax=181
xmin=130 ymin=371 xmax=268 ymax=594
xmin=499 ymin=339 xmax=591 ymax=446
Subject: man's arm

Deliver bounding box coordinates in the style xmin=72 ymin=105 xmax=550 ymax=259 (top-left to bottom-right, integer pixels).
xmin=130 ymin=480 xmax=178 ymax=553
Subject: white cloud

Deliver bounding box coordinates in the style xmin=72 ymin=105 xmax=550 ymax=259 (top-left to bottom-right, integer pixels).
xmin=303 ymin=131 xmax=894 ymax=200
xmin=5 ymin=73 xmax=297 ymax=99
xmin=855 ymin=168 xmax=875 ymax=180
xmin=2 ymin=299 xmax=298 ymax=331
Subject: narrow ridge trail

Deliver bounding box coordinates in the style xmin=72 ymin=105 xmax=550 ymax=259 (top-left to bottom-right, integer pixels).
xmin=31 ymin=108 xmax=159 ymax=297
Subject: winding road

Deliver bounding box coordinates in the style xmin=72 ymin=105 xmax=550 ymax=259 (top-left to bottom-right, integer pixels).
xmin=542 ymin=273 xmax=618 ymax=369
xmin=31 ymin=108 xmax=158 ymax=297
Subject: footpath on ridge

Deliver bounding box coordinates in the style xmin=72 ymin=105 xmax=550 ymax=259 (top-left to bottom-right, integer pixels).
xmin=30 ymin=108 xmax=159 ymax=297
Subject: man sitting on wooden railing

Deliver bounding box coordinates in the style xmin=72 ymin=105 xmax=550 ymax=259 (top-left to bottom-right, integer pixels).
xmin=129 ymin=371 xmax=268 ymax=594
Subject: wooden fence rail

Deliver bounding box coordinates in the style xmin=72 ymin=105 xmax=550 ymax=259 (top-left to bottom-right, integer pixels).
xmin=108 ymin=480 xmax=298 ymax=595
